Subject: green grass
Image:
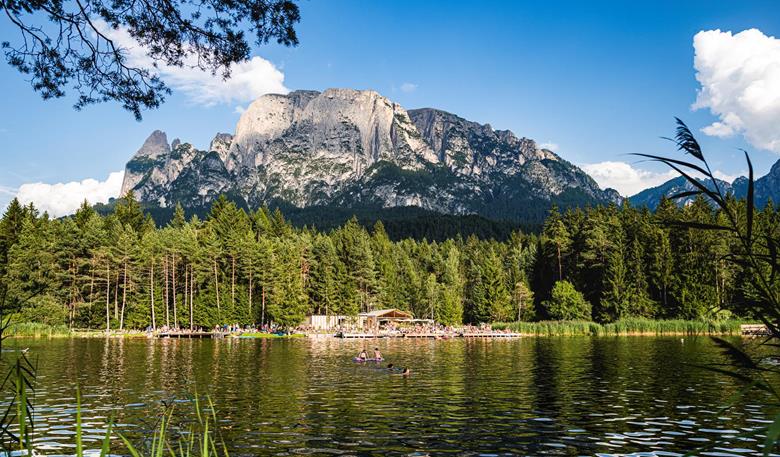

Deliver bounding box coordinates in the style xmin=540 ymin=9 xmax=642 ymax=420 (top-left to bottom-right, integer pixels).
xmin=233 ymin=332 xmax=305 ymax=339
xmin=491 ymin=318 xmax=746 ymax=336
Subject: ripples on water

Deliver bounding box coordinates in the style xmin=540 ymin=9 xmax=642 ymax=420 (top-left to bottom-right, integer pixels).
xmin=0 ymin=336 xmax=777 ymax=456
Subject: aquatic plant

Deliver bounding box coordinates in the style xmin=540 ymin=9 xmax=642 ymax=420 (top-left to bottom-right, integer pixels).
xmin=4 ymin=321 xmax=71 ymax=337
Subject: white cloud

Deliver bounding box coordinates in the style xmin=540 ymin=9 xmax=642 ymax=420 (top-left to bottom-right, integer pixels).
xmin=692 ymin=29 xmax=780 ymax=153
xmin=97 ymin=21 xmax=288 ymax=106
xmin=712 ymin=170 xmax=743 ymax=183
xmin=581 ymin=161 xmax=679 ymax=197
xmin=234 ymin=105 xmax=246 ymax=114
xmin=539 ymin=142 xmax=559 ymax=151
xmin=16 ymin=171 xmax=124 ymax=217
xmin=400 ymin=82 xmax=418 ymax=93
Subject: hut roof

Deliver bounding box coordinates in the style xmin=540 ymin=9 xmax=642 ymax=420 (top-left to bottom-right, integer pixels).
xmin=359 ymin=308 xmax=413 ymax=319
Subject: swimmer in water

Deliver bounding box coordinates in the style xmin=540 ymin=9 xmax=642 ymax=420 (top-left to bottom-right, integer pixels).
xmin=374 ymin=347 xmax=382 ymax=360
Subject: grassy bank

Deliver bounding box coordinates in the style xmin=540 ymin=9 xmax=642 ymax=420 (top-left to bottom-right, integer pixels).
xmin=492 ymin=318 xmax=746 ymax=336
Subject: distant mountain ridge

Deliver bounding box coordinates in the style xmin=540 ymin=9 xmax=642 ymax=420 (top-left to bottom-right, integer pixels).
xmin=629 ymin=159 xmax=780 ymax=209
xmin=120 ymin=88 xmax=620 ymax=223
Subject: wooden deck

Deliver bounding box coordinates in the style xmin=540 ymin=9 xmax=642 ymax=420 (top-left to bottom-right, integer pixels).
xmin=741 ymin=324 xmax=770 ymax=336
xmin=155 ymin=331 xmax=229 ymax=339
xmin=336 ymin=332 xmax=521 ymax=339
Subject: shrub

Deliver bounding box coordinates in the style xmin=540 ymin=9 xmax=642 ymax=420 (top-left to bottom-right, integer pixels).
xmin=542 ymin=280 xmax=591 ymax=320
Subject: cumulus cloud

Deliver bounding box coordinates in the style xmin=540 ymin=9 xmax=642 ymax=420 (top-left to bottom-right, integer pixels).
xmin=581 ymin=161 xmax=679 ymax=197
xmin=400 ymin=82 xmax=418 ymax=93
xmin=539 ymin=142 xmax=559 ymax=151
xmin=97 ymin=21 xmax=288 ymax=106
xmin=693 ymin=29 xmax=780 ymax=153
xmin=16 ymin=171 xmax=125 ymax=217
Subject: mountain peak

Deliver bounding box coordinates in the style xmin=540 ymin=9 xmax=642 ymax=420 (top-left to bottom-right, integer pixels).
xmin=134 ymin=130 xmax=169 ymax=159
xmin=120 ymin=88 xmax=616 ymax=223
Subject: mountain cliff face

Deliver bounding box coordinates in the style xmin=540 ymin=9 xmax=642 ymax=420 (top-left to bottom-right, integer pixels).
xmin=629 ymin=159 xmax=780 ymax=209
xmin=121 ymin=88 xmax=619 ymax=221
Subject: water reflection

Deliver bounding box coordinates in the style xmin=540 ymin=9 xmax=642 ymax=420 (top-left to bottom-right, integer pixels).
xmin=0 ymin=336 xmax=776 ymax=456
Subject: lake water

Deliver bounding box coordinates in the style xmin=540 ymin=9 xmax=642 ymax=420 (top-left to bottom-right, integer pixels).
xmin=2 ymin=336 xmax=777 ymax=456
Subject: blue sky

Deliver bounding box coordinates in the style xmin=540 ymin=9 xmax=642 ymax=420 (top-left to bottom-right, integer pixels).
xmin=1 ymin=0 xmax=780 ymax=214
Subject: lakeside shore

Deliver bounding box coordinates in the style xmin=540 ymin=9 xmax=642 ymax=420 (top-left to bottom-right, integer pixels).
xmin=3 ymin=318 xmax=754 ymax=339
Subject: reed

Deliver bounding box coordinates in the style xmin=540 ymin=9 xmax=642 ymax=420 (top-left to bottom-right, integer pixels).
xmin=5 ymin=322 xmax=71 ymax=337
xmin=0 ymin=351 xmax=229 ymax=457
xmin=492 ymin=318 xmax=745 ymax=336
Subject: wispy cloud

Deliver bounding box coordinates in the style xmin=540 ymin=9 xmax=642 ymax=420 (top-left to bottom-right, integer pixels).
xmin=400 ymin=82 xmax=418 ymax=93
xmin=539 ymin=142 xmax=559 ymax=152
xmin=16 ymin=171 xmax=124 ymax=217
xmin=0 ymin=185 xmax=16 ymax=197
xmin=693 ymin=28 xmax=780 ymax=153
xmin=97 ymin=21 xmax=289 ymax=107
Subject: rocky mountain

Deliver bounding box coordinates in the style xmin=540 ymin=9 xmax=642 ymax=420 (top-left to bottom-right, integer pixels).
xmin=629 ymin=159 xmax=780 ymax=209
xmin=121 ymin=88 xmax=620 ymax=222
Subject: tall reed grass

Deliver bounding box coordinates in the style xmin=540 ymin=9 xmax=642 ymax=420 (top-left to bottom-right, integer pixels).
xmin=492 ymin=318 xmax=745 ymax=336
xmin=5 ymin=322 xmax=70 ymax=337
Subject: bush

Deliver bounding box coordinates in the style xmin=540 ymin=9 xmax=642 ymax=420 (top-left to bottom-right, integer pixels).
xmin=18 ymin=295 xmax=68 ymax=327
xmin=542 ymin=280 xmax=591 ymax=320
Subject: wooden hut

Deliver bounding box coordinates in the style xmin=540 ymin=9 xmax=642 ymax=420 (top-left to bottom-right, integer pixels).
xmin=359 ymin=308 xmax=413 ymax=329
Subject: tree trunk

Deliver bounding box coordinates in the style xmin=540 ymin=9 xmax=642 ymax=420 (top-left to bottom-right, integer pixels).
xmin=189 ymin=264 xmax=194 ymax=331
xmin=150 ymin=260 xmax=156 ymax=329
xmin=214 ymin=259 xmax=221 ymax=313
xmin=172 ymin=254 xmax=177 ymax=328
xmin=89 ymin=263 xmax=95 ymax=303
xmin=261 ymin=285 xmax=266 ymax=326
xmin=114 ymin=270 xmax=119 ymax=319
xmin=248 ymin=268 xmax=253 ymax=318
xmin=120 ymin=261 xmax=127 ymax=330
xmin=184 ymin=265 xmax=188 ymax=327
xmin=164 ymin=256 xmax=170 ymax=328
xmin=105 ymin=263 xmax=110 ymax=332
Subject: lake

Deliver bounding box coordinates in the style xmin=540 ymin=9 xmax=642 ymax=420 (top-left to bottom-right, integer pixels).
xmin=2 ymin=336 xmax=776 ymax=456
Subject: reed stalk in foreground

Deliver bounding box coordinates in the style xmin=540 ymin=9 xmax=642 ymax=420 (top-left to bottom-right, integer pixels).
xmin=0 ymin=351 xmax=228 ymax=457
xmin=639 ymin=118 xmax=780 ymax=456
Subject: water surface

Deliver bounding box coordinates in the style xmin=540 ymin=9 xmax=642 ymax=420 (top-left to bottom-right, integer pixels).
xmin=3 ymin=336 xmax=777 ymax=456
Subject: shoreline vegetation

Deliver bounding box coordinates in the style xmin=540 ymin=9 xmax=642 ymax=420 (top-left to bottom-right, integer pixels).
xmin=0 ymin=185 xmax=773 ymax=336
xmin=5 ymin=319 xmax=749 ymax=338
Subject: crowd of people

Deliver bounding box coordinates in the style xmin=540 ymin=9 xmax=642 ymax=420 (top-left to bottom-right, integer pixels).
xmin=339 ymin=322 xmax=514 ymax=338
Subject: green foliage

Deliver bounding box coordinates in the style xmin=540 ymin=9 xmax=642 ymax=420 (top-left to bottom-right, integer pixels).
xmin=16 ymin=295 xmax=68 ymax=326
xmin=542 ymin=280 xmax=591 ymax=321
xmin=0 ymin=184 xmax=776 ymax=329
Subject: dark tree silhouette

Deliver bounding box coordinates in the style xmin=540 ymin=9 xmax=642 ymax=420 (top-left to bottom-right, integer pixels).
xmin=1 ymin=0 xmax=300 ymax=119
